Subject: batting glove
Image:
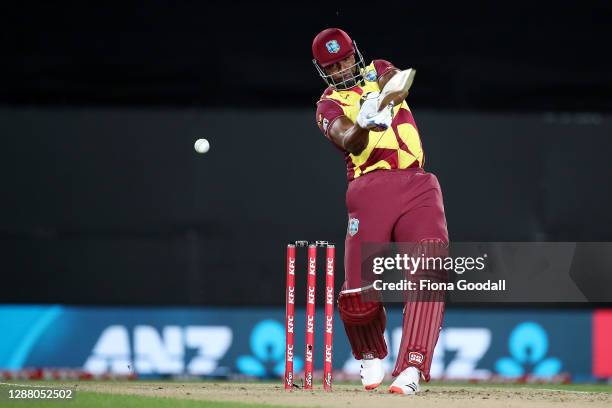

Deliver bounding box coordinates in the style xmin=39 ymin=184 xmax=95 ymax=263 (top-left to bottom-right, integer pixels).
xmin=356 ymin=92 xmax=393 ymax=131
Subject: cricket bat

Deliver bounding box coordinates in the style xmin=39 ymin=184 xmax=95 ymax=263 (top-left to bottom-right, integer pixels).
xmin=377 ymin=68 xmax=416 ymax=111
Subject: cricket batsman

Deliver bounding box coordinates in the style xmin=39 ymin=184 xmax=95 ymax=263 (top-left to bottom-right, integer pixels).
xmin=312 ymin=28 xmax=449 ymax=395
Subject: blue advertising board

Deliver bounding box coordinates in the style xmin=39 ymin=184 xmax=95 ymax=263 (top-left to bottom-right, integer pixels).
xmin=0 ymin=306 xmax=594 ymax=380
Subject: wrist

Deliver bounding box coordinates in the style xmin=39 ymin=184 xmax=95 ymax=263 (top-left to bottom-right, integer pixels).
xmin=356 ymin=114 xmax=371 ymax=130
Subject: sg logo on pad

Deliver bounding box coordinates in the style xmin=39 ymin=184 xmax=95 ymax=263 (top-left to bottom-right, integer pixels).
xmin=409 ymin=352 xmax=424 ymax=365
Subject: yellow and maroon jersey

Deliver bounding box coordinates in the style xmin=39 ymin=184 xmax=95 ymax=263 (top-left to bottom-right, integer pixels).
xmin=315 ymin=60 xmax=424 ymax=181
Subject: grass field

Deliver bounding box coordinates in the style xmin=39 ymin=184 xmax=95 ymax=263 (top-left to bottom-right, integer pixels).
xmin=2 ymin=381 xmax=612 ymax=408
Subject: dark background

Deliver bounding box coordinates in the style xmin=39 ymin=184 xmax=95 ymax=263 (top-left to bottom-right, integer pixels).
xmin=2 ymin=1 xmax=611 ymax=111
xmin=1 ymin=1 xmax=611 ymax=305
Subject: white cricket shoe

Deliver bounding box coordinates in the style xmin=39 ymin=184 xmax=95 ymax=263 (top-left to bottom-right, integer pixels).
xmin=388 ymin=366 xmax=421 ymax=395
xmin=360 ymin=358 xmax=384 ymax=390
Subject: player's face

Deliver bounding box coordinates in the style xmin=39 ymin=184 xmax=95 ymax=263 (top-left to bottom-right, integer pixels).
xmin=324 ymin=54 xmax=357 ymax=84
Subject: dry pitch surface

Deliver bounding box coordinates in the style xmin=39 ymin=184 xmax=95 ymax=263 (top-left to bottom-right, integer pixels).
xmin=66 ymin=381 xmax=612 ymax=408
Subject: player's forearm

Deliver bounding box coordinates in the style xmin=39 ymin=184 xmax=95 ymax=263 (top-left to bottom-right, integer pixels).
xmin=327 ymin=115 xmax=371 ymax=155
xmin=342 ymin=124 xmax=370 ymax=155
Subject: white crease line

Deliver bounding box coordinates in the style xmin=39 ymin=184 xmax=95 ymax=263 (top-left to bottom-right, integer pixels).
xmin=0 ymin=382 xmax=72 ymax=388
xmin=528 ymin=387 xmax=594 ymax=395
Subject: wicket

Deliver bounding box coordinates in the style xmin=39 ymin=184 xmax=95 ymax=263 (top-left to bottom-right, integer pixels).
xmin=284 ymin=240 xmax=335 ymax=391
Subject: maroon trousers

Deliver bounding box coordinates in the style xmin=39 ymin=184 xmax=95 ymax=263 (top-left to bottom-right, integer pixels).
xmin=342 ymin=168 xmax=448 ymax=380
xmin=345 ymin=168 xmax=448 ymax=286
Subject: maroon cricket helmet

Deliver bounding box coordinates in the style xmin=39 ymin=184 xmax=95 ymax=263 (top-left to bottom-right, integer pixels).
xmin=312 ymin=28 xmax=355 ymax=68
xmin=311 ymin=28 xmax=366 ymax=90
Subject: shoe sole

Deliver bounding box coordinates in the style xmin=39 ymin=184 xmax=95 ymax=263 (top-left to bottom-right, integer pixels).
xmin=364 ymin=382 xmax=382 ymax=391
xmin=388 ymin=385 xmax=418 ymax=395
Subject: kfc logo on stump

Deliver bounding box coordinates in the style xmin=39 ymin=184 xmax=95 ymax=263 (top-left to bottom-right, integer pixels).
xmin=288 ymin=257 xmax=295 ymax=275
xmin=307 ymin=315 xmax=314 ymax=333
xmin=287 ymin=286 xmax=295 ymax=305
xmin=308 ymin=286 xmax=315 ymax=305
xmin=325 ymin=344 xmax=333 ymax=363
xmin=326 ymin=286 xmax=333 ymax=305
xmin=287 ymin=315 xmax=294 ymax=334
xmin=326 ymin=314 xmax=333 ymax=334
xmin=327 ymin=257 xmax=334 ymax=276
xmin=308 ymin=257 xmax=316 ymax=274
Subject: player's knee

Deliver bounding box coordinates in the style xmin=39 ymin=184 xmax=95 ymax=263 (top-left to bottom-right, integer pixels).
xmin=337 ymin=285 xmax=385 ymax=325
xmin=412 ymin=238 xmax=449 ymax=284
xmin=416 ymin=238 xmax=448 ymax=259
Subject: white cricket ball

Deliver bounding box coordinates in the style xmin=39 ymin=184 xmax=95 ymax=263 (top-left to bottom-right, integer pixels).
xmin=194 ymin=138 xmax=210 ymax=154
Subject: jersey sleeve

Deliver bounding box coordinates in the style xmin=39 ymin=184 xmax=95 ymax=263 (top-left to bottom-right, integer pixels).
xmin=315 ymin=99 xmax=345 ymax=139
xmin=373 ymin=59 xmax=397 ymax=78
